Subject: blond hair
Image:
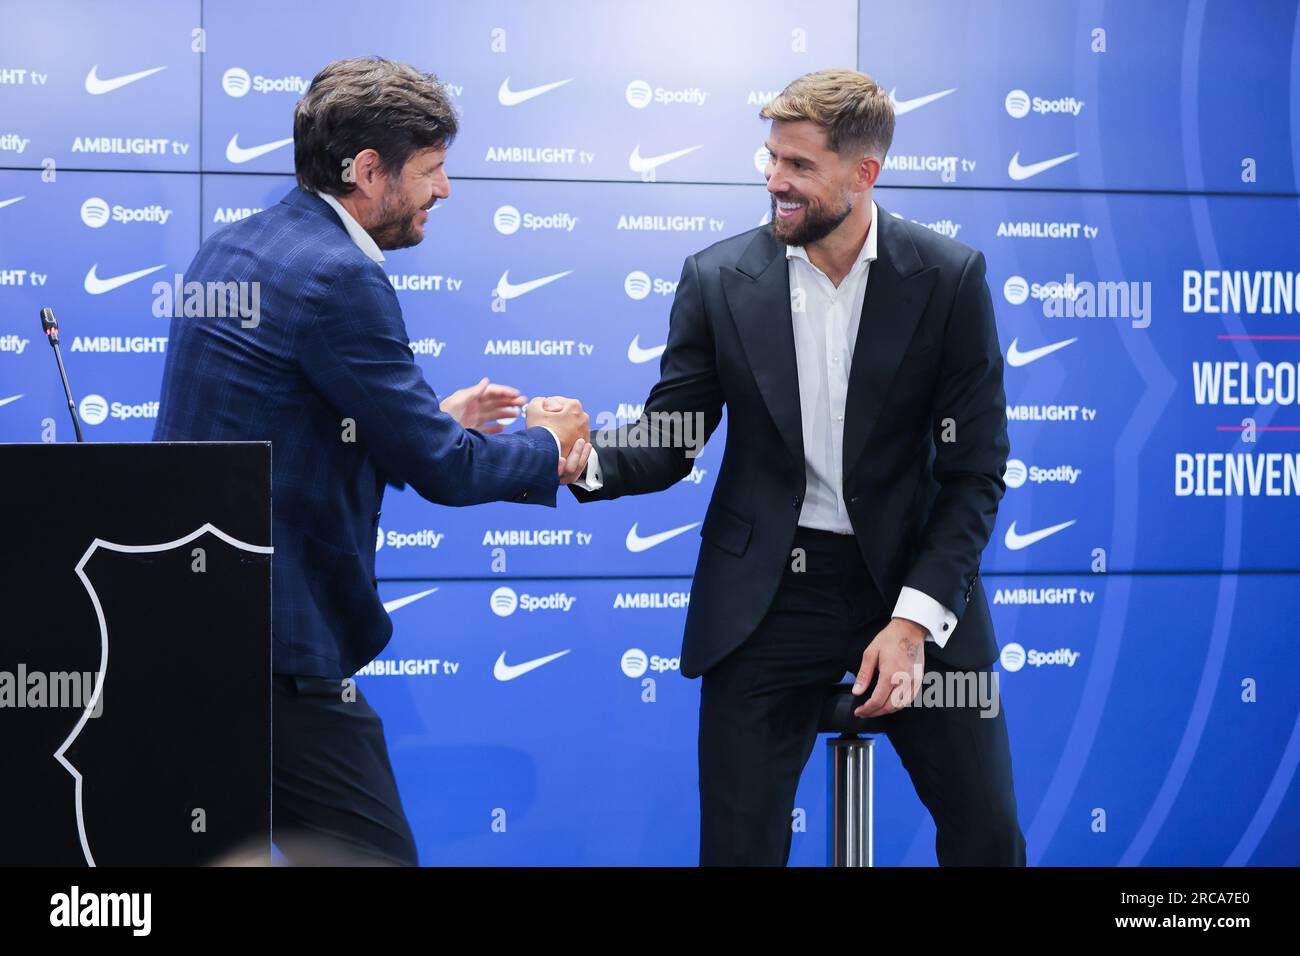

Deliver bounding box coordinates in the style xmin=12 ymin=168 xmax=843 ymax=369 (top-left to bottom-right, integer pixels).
xmin=759 ymin=68 xmax=894 ymax=160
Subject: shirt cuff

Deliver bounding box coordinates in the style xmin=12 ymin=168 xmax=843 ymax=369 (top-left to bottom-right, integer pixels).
xmin=893 ymin=586 xmax=958 ymax=648
xmin=573 ymin=446 xmax=604 ymax=491
xmin=540 ymin=426 xmax=563 ymax=457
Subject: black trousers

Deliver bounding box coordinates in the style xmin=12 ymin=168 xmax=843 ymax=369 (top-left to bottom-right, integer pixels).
xmin=271 ymin=675 xmax=419 ymax=866
xmin=698 ymin=527 xmax=1027 ymax=866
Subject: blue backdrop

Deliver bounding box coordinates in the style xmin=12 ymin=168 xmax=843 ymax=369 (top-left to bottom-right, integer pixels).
xmin=1 ymin=0 xmax=1298 ymax=865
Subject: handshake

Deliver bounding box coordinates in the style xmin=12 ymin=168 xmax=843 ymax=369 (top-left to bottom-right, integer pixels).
xmin=526 ymin=395 xmax=592 ymax=484
xmin=438 ymin=378 xmax=592 ymax=484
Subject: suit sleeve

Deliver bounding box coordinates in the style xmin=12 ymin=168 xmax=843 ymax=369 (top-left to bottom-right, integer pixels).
xmin=902 ymin=249 xmax=1009 ymax=618
xmin=570 ymin=253 xmax=724 ymax=502
xmin=299 ymin=263 xmax=560 ymax=507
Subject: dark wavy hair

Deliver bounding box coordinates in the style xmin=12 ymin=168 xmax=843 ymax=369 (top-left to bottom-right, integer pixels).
xmin=293 ymin=56 xmax=459 ymax=196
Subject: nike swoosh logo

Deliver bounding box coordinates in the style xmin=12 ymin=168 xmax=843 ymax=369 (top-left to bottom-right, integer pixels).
xmin=1004 ymin=519 xmax=1076 ymax=551
xmin=0 ymin=196 xmax=24 ymax=211
xmin=497 ymin=76 xmax=574 ymax=106
xmin=382 ymin=587 xmax=439 ymax=614
xmin=625 ymin=521 xmax=701 ymax=553
xmin=493 ymin=650 xmax=571 ymax=681
xmin=1006 ymin=336 xmax=1078 ymax=367
xmin=84 ymin=64 xmax=167 ymax=95
xmin=494 ymin=269 xmax=573 ymax=301
xmin=888 ymin=87 xmax=957 ymax=116
xmin=84 ymin=263 xmax=167 ymax=295
xmin=0 ymin=394 xmax=23 ymax=408
xmin=225 ymin=134 xmax=294 ymax=165
xmin=1007 ymin=150 xmax=1079 ymax=181
xmin=627 ymin=335 xmax=666 ymax=364
xmin=628 ymin=144 xmax=702 ymax=174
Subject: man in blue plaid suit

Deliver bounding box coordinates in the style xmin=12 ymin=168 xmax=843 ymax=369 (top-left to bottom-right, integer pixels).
xmin=154 ymin=57 xmax=592 ymax=865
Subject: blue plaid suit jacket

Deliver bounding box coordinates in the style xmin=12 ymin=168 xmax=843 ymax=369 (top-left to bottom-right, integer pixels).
xmin=154 ymin=186 xmax=559 ymax=677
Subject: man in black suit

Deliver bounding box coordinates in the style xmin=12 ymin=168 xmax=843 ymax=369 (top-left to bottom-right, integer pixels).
xmin=571 ymin=68 xmax=1026 ymax=866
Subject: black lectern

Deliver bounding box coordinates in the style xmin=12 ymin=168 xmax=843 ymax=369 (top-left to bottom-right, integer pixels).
xmin=0 ymin=442 xmax=271 ymax=866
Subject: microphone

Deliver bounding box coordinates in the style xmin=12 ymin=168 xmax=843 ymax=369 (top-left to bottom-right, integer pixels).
xmin=39 ymin=308 xmax=84 ymax=443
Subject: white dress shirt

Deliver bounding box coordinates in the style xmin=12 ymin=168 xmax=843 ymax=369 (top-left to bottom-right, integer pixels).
xmin=785 ymin=200 xmax=956 ymax=647
xmin=316 ymin=189 xmax=564 ymax=458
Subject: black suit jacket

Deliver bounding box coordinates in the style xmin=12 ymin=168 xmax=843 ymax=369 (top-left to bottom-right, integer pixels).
xmin=573 ymin=205 xmax=1009 ymax=677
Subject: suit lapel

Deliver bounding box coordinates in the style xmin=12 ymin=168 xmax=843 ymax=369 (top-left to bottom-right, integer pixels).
xmin=841 ymin=207 xmax=938 ymax=480
xmin=721 ymin=227 xmax=804 ymax=467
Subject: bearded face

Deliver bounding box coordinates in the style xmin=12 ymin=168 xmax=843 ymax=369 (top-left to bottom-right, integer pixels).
xmin=769 ymin=186 xmax=854 ymax=247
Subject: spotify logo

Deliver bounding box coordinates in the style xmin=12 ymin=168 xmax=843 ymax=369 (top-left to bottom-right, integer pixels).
xmin=624 ymin=271 xmax=651 ymax=300
xmin=1003 ymin=275 xmax=1029 ymax=305
xmin=490 ymin=586 xmax=519 ymax=617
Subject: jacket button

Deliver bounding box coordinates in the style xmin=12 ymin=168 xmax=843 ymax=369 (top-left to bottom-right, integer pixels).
xmin=792 ymin=495 xmax=801 ymax=509
xmin=849 ymin=495 xmax=860 ymax=505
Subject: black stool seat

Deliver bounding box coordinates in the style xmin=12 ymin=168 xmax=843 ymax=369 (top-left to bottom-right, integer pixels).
xmin=819 ymin=683 xmax=890 ymax=736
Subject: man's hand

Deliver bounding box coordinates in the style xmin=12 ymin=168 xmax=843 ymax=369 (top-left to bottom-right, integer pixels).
xmin=851 ymin=617 xmax=927 ymax=718
xmin=526 ymin=396 xmax=592 ymax=483
xmin=440 ymin=377 xmax=525 ymax=433
xmin=556 ymin=435 xmax=591 ymax=485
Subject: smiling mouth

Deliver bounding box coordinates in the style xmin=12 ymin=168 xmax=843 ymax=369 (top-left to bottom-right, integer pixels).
xmin=775 ymin=198 xmax=806 ymax=218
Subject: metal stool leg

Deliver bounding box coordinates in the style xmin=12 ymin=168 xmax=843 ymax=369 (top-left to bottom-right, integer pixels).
xmin=828 ymin=734 xmax=874 ymax=867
